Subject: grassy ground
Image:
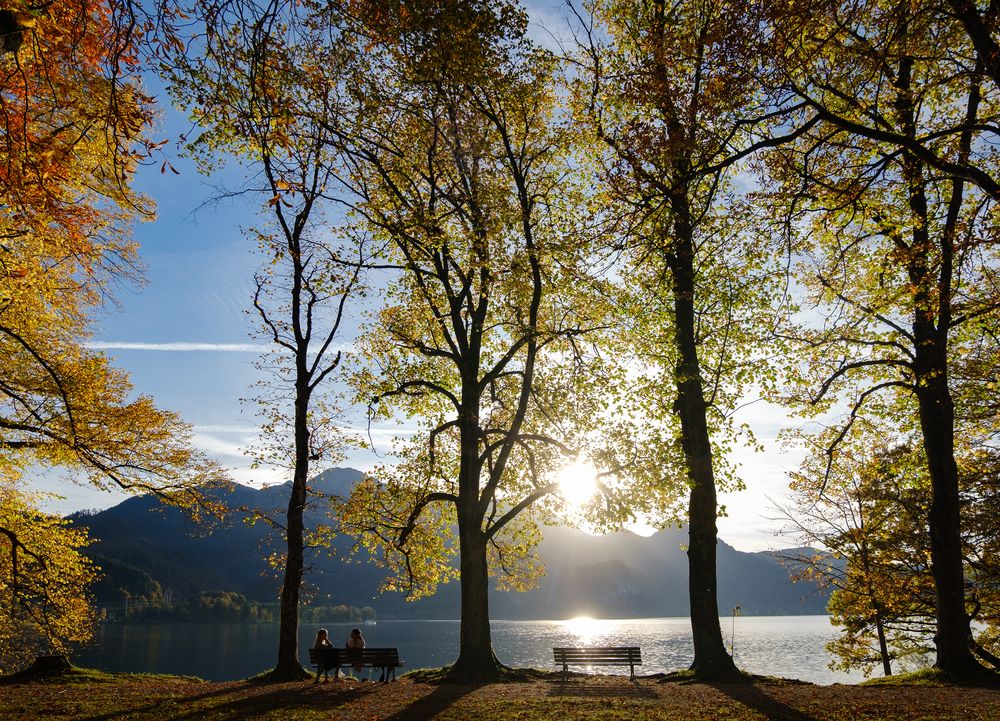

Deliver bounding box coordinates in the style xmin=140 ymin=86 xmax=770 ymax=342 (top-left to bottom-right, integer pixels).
xmin=2 ymin=667 xmax=1000 ymax=721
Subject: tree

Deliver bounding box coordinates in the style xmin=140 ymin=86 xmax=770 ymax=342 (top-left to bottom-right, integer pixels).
xmin=335 ymin=0 xmax=617 ymax=680
xmin=0 ymin=481 xmax=100 ymax=674
xmin=780 ymin=434 xmax=937 ymax=677
xmin=165 ymin=0 xmax=365 ymax=680
xmin=762 ymin=0 xmax=1000 ymax=672
xmin=571 ymin=0 xmax=806 ymax=678
xmin=781 ymin=428 xmax=1000 ymax=676
xmin=0 ymin=0 xmax=226 ymax=490
xmin=764 ymin=0 xmax=1000 ymax=202
xmin=0 ymin=0 xmax=226 ymax=669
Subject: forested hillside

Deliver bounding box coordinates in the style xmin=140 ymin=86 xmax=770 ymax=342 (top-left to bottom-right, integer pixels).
xmin=71 ymin=468 xmax=830 ymax=620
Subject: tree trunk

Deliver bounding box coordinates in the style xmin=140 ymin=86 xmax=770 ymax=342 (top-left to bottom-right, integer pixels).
xmin=875 ymin=611 xmax=892 ymax=677
xmin=915 ymin=370 xmax=979 ymax=675
xmin=272 ymin=465 xmax=308 ymax=678
xmin=448 ymin=511 xmax=503 ymax=681
xmin=668 ymin=191 xmax=740 ymax=680
xmin=895 ymin=50 xmax=980 ymax=678
xmin=269 ymin=388 xmax=311 ymax=680
xmin=25 ymin=655 xmax=71 ymax=677
xmin=449 ymin=518 xmax=502 ymax=680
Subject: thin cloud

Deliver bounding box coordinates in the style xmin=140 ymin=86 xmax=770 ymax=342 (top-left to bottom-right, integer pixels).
xmin=87 ymin=341 xmax=266 ymax=352
xmin=193 ymin=424 xmax=262 ymax=434
xmin=336 ymin=425 xmax=420 ymax=437
xmin=87 ymin=341 xmax=356 ymax=355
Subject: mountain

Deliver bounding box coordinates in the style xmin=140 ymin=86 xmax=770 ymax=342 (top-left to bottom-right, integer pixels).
xmin=70 ymin=468 xmax=831 ymax=619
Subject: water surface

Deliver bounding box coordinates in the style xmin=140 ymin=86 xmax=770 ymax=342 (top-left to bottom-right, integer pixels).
xmin=74 ymin=615 xmax=869 ymax=685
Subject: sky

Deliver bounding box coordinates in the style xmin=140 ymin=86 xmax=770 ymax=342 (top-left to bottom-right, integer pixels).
xmin=36 ymin=0 xmax=813 ymax=553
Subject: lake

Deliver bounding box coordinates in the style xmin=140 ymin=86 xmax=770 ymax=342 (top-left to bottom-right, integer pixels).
xmin=73 ymin=616 xmax=871 ymax=685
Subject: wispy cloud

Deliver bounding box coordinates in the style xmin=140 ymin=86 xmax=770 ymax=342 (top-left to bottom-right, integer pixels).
xmin=192 ymin=432 xmax=254 ymax=461
xmin=193 ymin=424 xmax=262 ymax=434
xmin=337 ymin=425 xmax=420 ymax=437
xmin=87 ymin=341 xmax=356 ymax=355
xmin=87 ymin=341 xmax=266 ymax=352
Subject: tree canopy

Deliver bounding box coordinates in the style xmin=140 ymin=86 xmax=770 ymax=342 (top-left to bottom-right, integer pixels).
xmin=1 ymin=0 xmax=225 ymax=668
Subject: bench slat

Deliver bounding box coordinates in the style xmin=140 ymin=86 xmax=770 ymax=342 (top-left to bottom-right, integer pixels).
xmin=308 ymin=646 xmax=403 ymax=682
xmin=554 ymin=649 xmax=640 ymax=655
xmin=552 ymin=646 xmax=641 ymax=682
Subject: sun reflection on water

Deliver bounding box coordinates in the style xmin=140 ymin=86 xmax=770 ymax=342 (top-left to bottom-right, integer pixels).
xmin=561 ymin=616 xmax=606 ymax=646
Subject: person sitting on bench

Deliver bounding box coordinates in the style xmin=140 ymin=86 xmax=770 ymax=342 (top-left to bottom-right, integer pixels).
xmin=312 ymin=628 xmax=334 ymax=683
xmin=346 ymin=627 xmax=366 ymax=677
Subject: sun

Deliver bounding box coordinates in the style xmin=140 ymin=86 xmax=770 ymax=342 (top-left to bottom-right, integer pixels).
xmin=555 ymin=460 xmax=599 ymax=509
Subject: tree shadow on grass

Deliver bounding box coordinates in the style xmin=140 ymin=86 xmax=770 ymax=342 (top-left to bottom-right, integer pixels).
xmin=65 ymin=681 xmax=262 ymax=721
xmin=177 ymin=683 xmax=372 ymax=721
xmin=379 ymin=682 xmax=482 ymax=721
xmin=76 ymin=681 xmax=368 ymax=721
xmin=708 ymin=682 xmax=821 ymax=721
xmin=547 ymin=680 xmax=657 ymax=699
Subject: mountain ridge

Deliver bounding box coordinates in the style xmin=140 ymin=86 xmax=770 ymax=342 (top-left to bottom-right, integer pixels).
xmin=70 ymin=467 xmax=831 ymax=619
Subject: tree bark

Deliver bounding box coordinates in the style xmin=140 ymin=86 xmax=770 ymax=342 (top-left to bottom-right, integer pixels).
xmin=270 ymin=383 xmax=311 ymax=680
xmin=668 ymin=190 xmax=740 ymax=680
xmin=914 ymin=368 xmax=979 ymax=675
xmin=448 ymin=517 xmax=502 ymax=680
xmin=875 ymin=612 xmax=892 ymax=677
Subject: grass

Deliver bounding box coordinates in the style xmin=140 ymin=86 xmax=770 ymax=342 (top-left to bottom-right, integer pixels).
xmin=861 ymin=666 xmax=1000 ymax=687
xmin=0 ymin=663 xmax=202 ymax=686
xmin=2 ymin=665 xmax=1000 ymax=720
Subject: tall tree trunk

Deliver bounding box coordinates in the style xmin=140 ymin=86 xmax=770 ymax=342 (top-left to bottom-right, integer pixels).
xmin=668 ymin=192 xmax=739 ymax=680
xmin=448 ymin=384 xmax=501 ymax=681
xmin=449 ymin=517 xmax=502 ymax=680
xmin=271 ymin=388 xmax=311 ymax=680
xmin=914 ymin=368 xmax=978 ymax=675
xmin=895 ymin=50 xmax=980 ymax=676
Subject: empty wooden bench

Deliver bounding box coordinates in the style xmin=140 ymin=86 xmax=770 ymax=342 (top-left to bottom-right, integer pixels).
xmin=308 ymin=647 xmax=403 ymax=682
xmin=553 ymin=646 xmax=642 ymax=682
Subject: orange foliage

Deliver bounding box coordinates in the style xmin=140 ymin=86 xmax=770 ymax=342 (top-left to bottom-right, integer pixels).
xmin=0 ymin=0 xmax=224 ymax=502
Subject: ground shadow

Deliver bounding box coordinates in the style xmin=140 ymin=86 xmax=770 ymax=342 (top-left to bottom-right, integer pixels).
xmin=547 ymin=681 xmax=657 ymax=699
xmin=59 ymin=681 xmax=260 ymax=721
xmin=76 ymin=681 xmax=368 ymax=721
xmin=709 ymin=681 xmax=821 ymax=721
xmin=380 ymin=682 xmax=482 ymax=721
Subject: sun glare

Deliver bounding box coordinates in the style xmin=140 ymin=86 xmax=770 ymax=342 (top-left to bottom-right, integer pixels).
xmin=561 ymin=615 xmax=603 ymax=645
xmin=556 ymin=460 xmax=599 ymax=509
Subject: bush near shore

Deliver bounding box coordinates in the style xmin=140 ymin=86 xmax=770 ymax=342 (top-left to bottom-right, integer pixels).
xmin=2 ymin=666 xmax=1000 ymax=721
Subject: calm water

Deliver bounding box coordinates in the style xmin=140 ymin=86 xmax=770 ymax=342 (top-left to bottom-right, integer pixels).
xmin=74 ymin=616 xmax=868 ymax=685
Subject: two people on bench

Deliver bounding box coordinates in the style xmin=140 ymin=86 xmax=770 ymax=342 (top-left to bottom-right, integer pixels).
xmin=313 ymin=627 xmax=371 ymax=683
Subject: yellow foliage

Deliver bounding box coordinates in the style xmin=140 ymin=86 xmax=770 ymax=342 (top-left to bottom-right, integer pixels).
xmin=0 ymin=479 xmax=100 ymax=674
xmin=0 ymin=0 xmax=229 ymax=668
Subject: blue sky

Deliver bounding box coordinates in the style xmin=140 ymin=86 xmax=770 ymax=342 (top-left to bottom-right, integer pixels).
xmin=36 ymin=1 xmax=807 ymax=552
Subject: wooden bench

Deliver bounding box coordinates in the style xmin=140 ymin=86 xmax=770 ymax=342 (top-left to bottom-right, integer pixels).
xmin=553 ymin=646 xmax=642 ymax=681
xmin=308 ymin=647 xmax=403 ymax=682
